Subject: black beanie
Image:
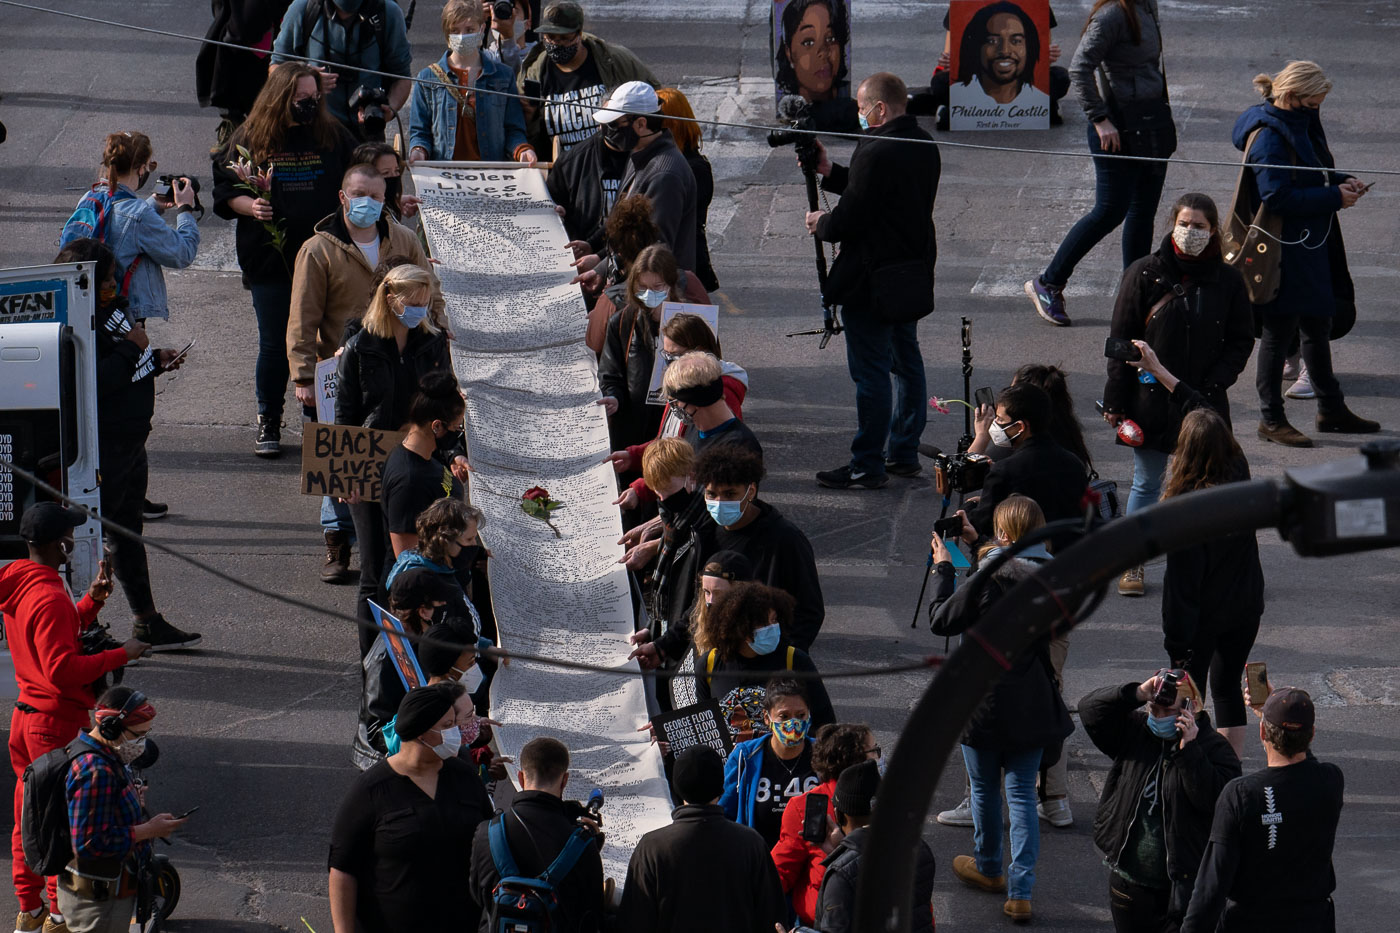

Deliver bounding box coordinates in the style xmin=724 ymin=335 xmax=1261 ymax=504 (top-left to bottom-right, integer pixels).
xmin=395 ymin=683 xmax=457 ymax=741
xmin=417 ymin=622 xmax=474 ymax=678
xmin=668 ymin=377 xmax=725 ymax=407
xmin=701 ymin=550 xmax=755 ymax=582
xmin=671 ymin=745 xmax=725 ymax=804
xmin=832 ymin=759 xmax=881 ymax=817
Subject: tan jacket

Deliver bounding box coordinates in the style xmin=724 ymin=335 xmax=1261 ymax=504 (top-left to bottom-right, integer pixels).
xmin=287 ymin=212 xmax=446 ymax=386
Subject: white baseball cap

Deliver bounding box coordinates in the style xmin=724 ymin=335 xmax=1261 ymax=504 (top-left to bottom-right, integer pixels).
xmin=593 ymin=81 xmax=660 ymax=124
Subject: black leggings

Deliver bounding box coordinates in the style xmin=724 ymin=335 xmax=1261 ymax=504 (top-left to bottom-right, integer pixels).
xmin=1183 ymin=614 xmax=1262 ymax=728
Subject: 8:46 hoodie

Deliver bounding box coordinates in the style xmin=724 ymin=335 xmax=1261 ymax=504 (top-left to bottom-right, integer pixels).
xmin=0 ymin=561 xmax=128 ymax=725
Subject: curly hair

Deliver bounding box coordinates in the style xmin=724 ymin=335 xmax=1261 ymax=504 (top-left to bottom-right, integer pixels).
xmin=694 ymin=444 xmax=765 ymax=490
xmin=604 ymin=194 xmax=661 ymax=270
xmin=811 ymin=723 xmax=873 ymax=781
xmin=696 ymin=581 xmax=794 ymax=660
xmin=1263 ymin=719 xmax=1313 ymax=757
xmin=416 ymin=498 xmax=484 ymax=565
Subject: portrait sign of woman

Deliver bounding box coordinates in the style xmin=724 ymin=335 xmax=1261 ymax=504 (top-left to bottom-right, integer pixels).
xmin=774 ymin=0 xmax=850 ymax=104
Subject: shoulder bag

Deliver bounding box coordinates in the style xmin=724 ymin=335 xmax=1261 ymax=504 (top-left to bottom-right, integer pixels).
xmin=1221 ymin=128 xmax=1287 ymax=305
xmin=1101 ymin=0 xmax=1176 ymax=160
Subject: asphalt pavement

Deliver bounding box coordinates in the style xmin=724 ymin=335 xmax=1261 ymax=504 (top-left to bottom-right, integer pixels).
xmin=1 ymin=0 xmax=1398 ymax=930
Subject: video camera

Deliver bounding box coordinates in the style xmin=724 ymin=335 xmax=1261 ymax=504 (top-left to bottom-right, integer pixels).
xmin=933 ymin=451 xmax=991 ymax=497
xmin=767 ymin=95 xmax=821 ymax=173
xmin=349 ymin=85 xmax=392 ymax=139
xmin=154 ymin=175 xmax=204 ymax=217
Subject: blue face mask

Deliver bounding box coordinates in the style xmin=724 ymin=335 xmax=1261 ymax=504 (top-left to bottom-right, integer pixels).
xmin=397 ymin=303 xmax=429 ymax=329
xmin=345 ymin=195 xmax=383 ymax=228
xmin=638 ymin=288 xmax=667 ymax=309
xmin=706 ymin=488 xmax=749 ymax=527
xmin=748 ymin=622 xmax=780 ymax=655
xmin=858 ymin=113 xmax=870 ymax=131
xmin=1147 ymin=713 xmax=1179 ymax=739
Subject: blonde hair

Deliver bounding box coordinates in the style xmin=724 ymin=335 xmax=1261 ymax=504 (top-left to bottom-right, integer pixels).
xmin=661 ymin=351 xmax=722 ymax=396
xmin=363 ymin=265 xmax=439 ymax=339
xmin=442 ymin=0 xmax=482 ymax=34
xmin=978 ymin=494 xmax=1046 ymax=560
xmin=1254 ymin=61 xmax=1332 ymax=106
xmin=641 ymin=437 xmax=694 ymax=493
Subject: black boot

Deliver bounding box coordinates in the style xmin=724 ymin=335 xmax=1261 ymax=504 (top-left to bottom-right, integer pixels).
xmin=133 ymin=613 xmax=202 ymax=651
xmin=321 ymin=530 xmax=355 ymax=584
xmin=255 ymin=414 xmax=281 ymax=458
xmin=1317 ymin=406 xmax=1380 ymax=434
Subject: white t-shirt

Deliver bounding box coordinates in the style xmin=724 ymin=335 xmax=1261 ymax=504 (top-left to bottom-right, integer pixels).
xmin=354 ymin=237 xmax=380 ymax=270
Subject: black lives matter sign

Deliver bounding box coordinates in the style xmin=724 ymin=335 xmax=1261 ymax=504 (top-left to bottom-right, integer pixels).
xmin=300 ymin=424 xmax=406 ymax=502
xmin=651 ymin=700 xmax=734 ymax=760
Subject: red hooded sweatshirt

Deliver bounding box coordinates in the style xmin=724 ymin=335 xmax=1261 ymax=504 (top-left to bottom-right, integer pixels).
xmin=0 ymin=560 xmax=127 ymax=725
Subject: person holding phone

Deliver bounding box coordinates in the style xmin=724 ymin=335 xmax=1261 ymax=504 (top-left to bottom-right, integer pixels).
xmin=1100 ymin=193 xmax=1255 ymax=598
xmin=1079 ymin=670 xmax=1240 ymax=933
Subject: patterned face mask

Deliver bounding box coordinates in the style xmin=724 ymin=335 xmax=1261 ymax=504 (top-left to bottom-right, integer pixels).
xmin=771 ymin=716 xmax=811 ymax=747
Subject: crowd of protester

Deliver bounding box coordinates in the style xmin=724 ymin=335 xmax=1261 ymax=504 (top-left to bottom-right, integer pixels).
xmin=0 ymin=0 xmax=1374 ymax=930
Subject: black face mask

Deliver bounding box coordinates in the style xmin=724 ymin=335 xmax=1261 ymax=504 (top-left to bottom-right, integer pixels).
xmin=136 ymin=170 xmax=151 ymax=190
xmin=457 ymin=544 xmax=482 ymax=568
xmin=544 ymin=40 xmax=579 ymax=65
xmin=602 ymin=119 xmax=638 ymax=150
xmin=435 ymin=425 xmax=463 ymax=457
xmin=291 ymin=98 xmax=319 ymax=125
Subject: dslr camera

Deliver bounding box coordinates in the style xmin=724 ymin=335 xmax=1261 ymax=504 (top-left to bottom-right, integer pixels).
xmin=154 ymin=175 xmax=204 ymax=215
xmin=349 ymin=85 xmax=392 ymax=139
xmin=933 ymin=451 xmax=991 ymax=496
xmin=767 ymin=95 xmax=821 ymax=172
xmin=80 ymin=620 xmax=126 ymax=689
xmin=1152 ymin=669 xmax=1185 ymax=707
xmin=491 ymin=0 xmax=515 ymax=19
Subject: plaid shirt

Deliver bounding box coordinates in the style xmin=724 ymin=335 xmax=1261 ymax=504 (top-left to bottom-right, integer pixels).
xmin=65 ymin=735 xmax=149 ymax=864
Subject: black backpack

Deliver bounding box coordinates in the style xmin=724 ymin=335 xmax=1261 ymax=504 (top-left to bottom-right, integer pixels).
xmin=21 ymin=740 xmax=125 ymax=876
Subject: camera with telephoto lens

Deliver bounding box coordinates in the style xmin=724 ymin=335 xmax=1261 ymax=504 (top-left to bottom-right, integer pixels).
xmin=933 ymin=451 xmax=992 ymax=496
xmin=1152 ymin=669 xmax=1184 ymax=707
xmin=767 ymin=95 xmax=821 ymax=172
xmin=491 ymin=0 xmax=514 ymax=19
xmin=80 ymin=619 xmax=126 ymax=689
xmin=348 ymin=85 xmax=391 ymax=138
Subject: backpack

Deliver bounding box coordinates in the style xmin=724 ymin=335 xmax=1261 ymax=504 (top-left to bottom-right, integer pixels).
xmin=705 ymin=646 xmax=795 ymax=687
xmin=297 ymin=0 xmax=388 ymax=59
xmin=59 ymin=184 xmax=144 ymax=296
xmin=21 ymin=739 xmax=127 ymax=876
xmin=486 ymin=811 xmax=594 ymax=933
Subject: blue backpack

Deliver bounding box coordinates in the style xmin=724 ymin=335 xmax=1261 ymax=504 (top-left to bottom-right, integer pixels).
xmin=59 ymin=184 xmax=144 ymax=294
xmin=487 ymin=811 xmax=594 ymax=933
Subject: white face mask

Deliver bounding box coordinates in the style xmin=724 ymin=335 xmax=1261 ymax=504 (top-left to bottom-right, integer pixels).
xmin=117 ymin=736 xmax=148 ymax=765
xmin=426 ymin=725 xmax=463 ymax=760
xmin=989 ymin=420 xmax=1020 ymax=448
xmin=1172 ymin=225 xmax=1212 ymax=257
xmin=447 ymin=33 xmax=477 ymax=52
xmin=638 ymin=288 xmax=668 ymax=309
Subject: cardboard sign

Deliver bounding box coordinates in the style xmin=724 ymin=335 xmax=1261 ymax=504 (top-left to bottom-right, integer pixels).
xmin=315 ymin=357 xmax=338 ymax=424
xmin=645 ymin=302 xmax=721 ymax=406
xmin=949 ymin=0 xmax=1052 ymax=131
xmin=300 ymin=424 xmax=406 ymax=502
xmin=651 ymin=700 xmax=735 ymax=760
xmin=371 ymin=599 xmax=426 ymax=692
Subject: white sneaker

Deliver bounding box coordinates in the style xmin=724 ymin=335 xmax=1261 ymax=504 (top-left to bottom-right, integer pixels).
xmin=1286 ymin=362 xmax=1316 ymax=399
xmin=1282 ymin=354 xmax=1302 ymax=382
xmin=1038 ymin=797 xmax=1074 ymax=827
xmin=937 ymin=796 xmax=975 ymax=827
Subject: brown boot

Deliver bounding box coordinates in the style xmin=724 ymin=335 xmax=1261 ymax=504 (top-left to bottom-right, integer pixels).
xmin=1258 ymin=419 xmax=1313 ymax=448
xmin=1317 ymin=406 xmax=1380 ymax=434
xmin=321 ymin=530 xmax=354 ymax=584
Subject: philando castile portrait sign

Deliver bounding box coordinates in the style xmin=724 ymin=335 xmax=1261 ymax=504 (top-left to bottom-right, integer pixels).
xmin=950 ymin=0 xmax=1052 ymax=131
xmin=301 ymin=424 xmax=407 ymax=502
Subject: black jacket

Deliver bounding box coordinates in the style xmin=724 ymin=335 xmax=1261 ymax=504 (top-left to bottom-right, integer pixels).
xmin=196 ymin=0 xmax=292 ymax=116
xmin=1104 ymin=238 xmax=1255 ymax=452
xmin=95 ymin=300 xmax=156 ymax=439
xmin=813 ymin=827 xmax=936 ymax=933
xmin=351 ymin=634 xmax=414 ymax=771
xmin=967 ymin=435 xmax=1089 ymax=539
xmin=469 ymin=791 xmax=604 ymax=933
xmin=599 ymin=306 xmax=665 ymax=449
xmin=1080 ymin=682 xmax=1241 ymax=918
xmin=701 ymin=501 xmax=825 ymax=651
xmin=693 ymin=636 xmax=837 ymax=733
xmin=620 ymin=130 xmax=698 ymax=270
xmin=334 ymin=324 xmax=451 ymax=430
xmin=616 ymin=804 xmax=786 ymax=933
xmin=684 ymin=149 xmax=719 ymax=291
xmin=930 ymin=551 xmax=1074 ymax=755
xmin=815 ymin=114 xmax=939 ymax=307
xmin=547 ymin=131 xmax=630 ymax=253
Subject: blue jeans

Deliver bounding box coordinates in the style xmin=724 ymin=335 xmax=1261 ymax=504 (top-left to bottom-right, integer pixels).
xmin=842 ymin=307 xmax=927 ymax=474
xmin=248 ymin=281 xmax=292 ymax=420
xmin=1126 ymin=446 xmax=1170 ymax=514
xmin=963 ymin=744 xmax=1043 ymax=900
xmin=320 ymin=496 xmax=354 ymax=534
xmin=1042 ymin=124 xmax=1168 ymax=288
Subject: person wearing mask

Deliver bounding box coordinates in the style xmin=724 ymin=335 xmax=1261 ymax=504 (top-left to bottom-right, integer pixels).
xmin=965 ymin=382 xmax=1089 ymax=540
xmin=664 ymin=352 xmax=762 ymax=459
xmin=517 ymin=0 xmax=658 ymax=157
xmin=2 ymin=504 xmax=147 ymax=933
xmin=330 ymin=682 xmax=493 ymax=933
xmin=694 ymin=583 xmax=836 ymax=739
xmin=656 ymin=87 xmax=718 ymax=291
xmin=1026 ymin=0 xmax=1172 ymax=327
xmin=407 ymin=0 xmax=536 ymax=166
xmin=552 ymin=130 xmax=634 ymax=312
xmin=1102 ymin=193 xmax=1254 ymax=597
xmin=212 ymin=64 xmax=357 ymax=457
xmin=414 ymin=623 xmax=510 ymax=782
xmin=597 ymin=243 xmax=690 ymax=450
xmin=930 ymin=495 xmax=1075 ymax=923
xmin=771 ymin=724 xmax=883 ymax=929
xmin=1234 ymin=61 xmax=1377 ymax=447
xmin=806 ymin=73 xmax=939 ymax=490
xmin=468 ymin=737 xmax=605 ymax=932
xmin=806 ymin=760 xmax=937 ymax=933
xmin=623 ymin=438 xmax=699 ymax=658
xmin=57 ymin=687 xmax=185 ymax=933
xmin=1182 ymin=688 xmax=1342 ymax=933
xmin=351 ymin=141 xmax=419 ymax=221
xmin=352 ymin=568 xmax=458 ymax=770
xmin=618 ymin=745 xmax=786 ymax=933
xmin=694 ymin=446 xmax=824 ymax=649
xmin=719 ymin=678 xmax=822 ymax=849
xmin=51 ymin=239 xmax=200 ymax=650
xmin=381 ymin=372 xmax=467 ymax=557
xmin=271 ymin=0 xmax=413 ymax=139
xmin=336 ymin=264 xmax=454 ymax=655
xmin=481 ymin=0 xmax=535 ymax=73
xmin=1081 ymin=669 xmax=1240 ymax=933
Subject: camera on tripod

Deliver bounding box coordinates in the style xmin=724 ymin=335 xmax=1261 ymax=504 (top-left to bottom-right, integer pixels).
xmin=767 ymin=96 xmax=821 ymax=172
xmin=933 ymin=451 xmax=991 ymax=496
xmin=349 ymin=85 xmax=391 ymax=138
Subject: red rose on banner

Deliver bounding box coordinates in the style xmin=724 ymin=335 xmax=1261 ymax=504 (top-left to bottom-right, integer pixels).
xmin=522 ymin=486 xmax=550 ymax=501
xmin=521 ymin=487 xmax=565 ymax=537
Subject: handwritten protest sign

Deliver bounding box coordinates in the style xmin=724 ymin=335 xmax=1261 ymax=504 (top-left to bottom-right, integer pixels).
xmin=315 ymin=357 xmax=338 ymax=424
xmin=651 ymin=700 xmax=734 ymax=759
xmin=300 ymin=424 xmax=406 ymax=502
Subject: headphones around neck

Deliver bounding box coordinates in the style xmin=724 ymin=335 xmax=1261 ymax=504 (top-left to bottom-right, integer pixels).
xmin=96 ymin=690 xmax=148 ymax=742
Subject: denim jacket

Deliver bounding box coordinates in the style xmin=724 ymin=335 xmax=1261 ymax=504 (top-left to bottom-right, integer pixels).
xmin=720 ymin=735 xmax=816 ymax=829
xmin=409 ymin=49 xmax=529 ymax=162
xmin=97 ymin=185 xmax=200 ymax=321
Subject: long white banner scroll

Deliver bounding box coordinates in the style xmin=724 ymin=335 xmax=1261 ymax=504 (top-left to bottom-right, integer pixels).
xmin=409 ymin=162 xmax=671 ymax=883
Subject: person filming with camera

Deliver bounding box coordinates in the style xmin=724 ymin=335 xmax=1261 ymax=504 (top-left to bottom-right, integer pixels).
xmin=802 ymin=72 xmax=940 ymax=490
xmin=1079 ymin=669 xmax=1240 ymax=933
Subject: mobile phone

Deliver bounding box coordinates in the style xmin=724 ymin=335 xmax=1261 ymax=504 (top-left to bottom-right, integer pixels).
xmin=1361 ymin=180 xmax=1377 ymax=192
xmin=171 ymin=338 xmax=196 ymax=362
xmin=1104 ymin=336 xmax=1142 ymax=362
xmin=177 ymin=806 xmax=199 ymax=819
xmin=1245 ymin=662 xmax=1269 ymax=706
xmin=1094 ymin=399 xmax=1106 ymax=415
xmin=974 ymin=385 xmax=995 ymax=409
xmin=933 ymin=516 xmax=964 ymax=538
